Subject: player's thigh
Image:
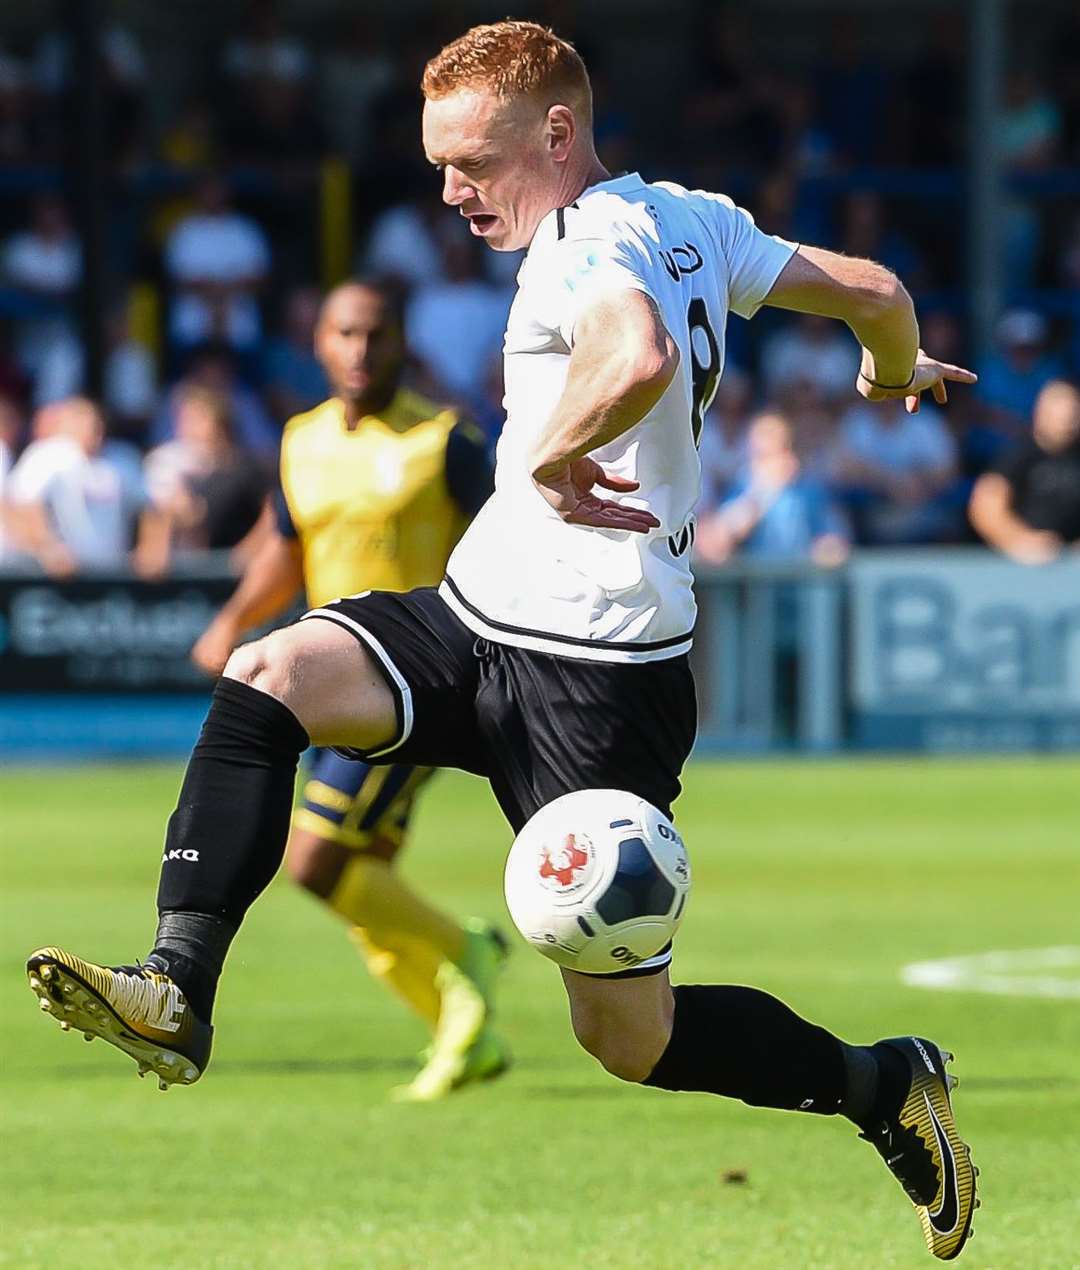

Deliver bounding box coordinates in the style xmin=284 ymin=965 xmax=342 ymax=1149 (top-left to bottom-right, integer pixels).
xmin=294 ymin=749 xmax=431 ymax=863
xmin=478 ymin=645 xmax=697 ymax=832
xmin=560 ymin=965 xmax=674 ymax=1081
xmin=225 ymin=617 xmax=397 ymax=751
xmin=300 ymin=589 xmax=486 ymax=772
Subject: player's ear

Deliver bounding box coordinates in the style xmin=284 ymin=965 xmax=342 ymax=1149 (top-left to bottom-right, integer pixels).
xmin=546 ymin=104 xmax=575 ymax=161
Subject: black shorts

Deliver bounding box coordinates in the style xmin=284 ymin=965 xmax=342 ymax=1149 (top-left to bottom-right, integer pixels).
xmin=300 ymin=588 xmax=697 ymax=836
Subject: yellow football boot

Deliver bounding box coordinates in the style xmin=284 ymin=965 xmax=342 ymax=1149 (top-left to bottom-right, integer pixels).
xmin=27 ymin=947 xmax=211 ymax=1090
xmin=859 ymin=1037 xmax=979 ymax=1260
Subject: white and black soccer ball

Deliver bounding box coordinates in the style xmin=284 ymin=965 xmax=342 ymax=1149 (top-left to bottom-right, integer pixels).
xmin=503 ymin=788 xmax=691 ymax=974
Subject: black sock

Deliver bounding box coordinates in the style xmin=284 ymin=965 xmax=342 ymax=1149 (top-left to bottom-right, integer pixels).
xmin=642 ymin=984 xmax=847 ymax=1114
xmin=150 ymin=678 xmax=309 ymax=1016
xmin=146 ymin=913 xmax=236 ymax=1022
xmin=842 ymin=1041 xmax=911 ymax=1131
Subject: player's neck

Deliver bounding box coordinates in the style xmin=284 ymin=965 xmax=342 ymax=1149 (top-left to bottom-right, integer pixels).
xmin=339 ymin=386 xmax=395 ymax=429
xmin=562 ymin=155 xmax=611 ymax=208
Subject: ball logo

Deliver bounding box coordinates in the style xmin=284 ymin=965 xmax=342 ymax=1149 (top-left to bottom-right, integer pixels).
xmin=538 ymin=832 xmax=589 ymax=889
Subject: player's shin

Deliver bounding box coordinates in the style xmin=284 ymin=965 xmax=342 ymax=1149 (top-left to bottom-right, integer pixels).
xmin=642 ymin=983 xmax=852 ymax=1114
xmin=350 ymin=927 xmax=442 ymax=1030
xmin=148 ymin=677 xmax=310 ymax=1020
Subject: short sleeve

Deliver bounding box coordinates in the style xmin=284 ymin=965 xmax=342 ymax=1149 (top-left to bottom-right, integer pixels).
xmin=710 ymin=196 xmax=797 ymax=320
xmin=6 ymin=442 xmax=64 ymax=503
xmin=273 ymin=482 xmax=298 ymax=538
xmin=445 ymin=420 xmax=494 ymax=518
xmin=545 ymin=236 xmax=658 ymax=349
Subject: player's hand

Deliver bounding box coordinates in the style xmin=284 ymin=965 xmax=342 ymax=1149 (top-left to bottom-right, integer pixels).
xmin=532 ymin=457 xmax=661 ymax=533
xmin=858 ymin=348 xmax=977 ymax=414
xmin=191 ymin=618 xmax=239 ymax=677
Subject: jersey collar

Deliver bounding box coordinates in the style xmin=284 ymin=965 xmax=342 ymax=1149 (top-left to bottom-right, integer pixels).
xmin=525 ymin=172 xmax=645 ymax=267
xmin=576 ymin=171 xmax=643 ymax=200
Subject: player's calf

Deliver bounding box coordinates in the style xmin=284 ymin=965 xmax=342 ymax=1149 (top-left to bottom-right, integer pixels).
xmin=562 ymin=967 xmax=674 ymax=1082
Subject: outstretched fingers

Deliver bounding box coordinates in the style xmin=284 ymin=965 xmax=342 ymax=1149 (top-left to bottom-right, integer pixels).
xmin=568 ymin=498 xmax=661 ymax=533
xmin=592 ymin=471 xmax=642 ymax=493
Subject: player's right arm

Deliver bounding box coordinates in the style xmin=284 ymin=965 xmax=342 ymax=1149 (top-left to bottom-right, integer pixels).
xmin=190 ymin=490 xmax=304 ymax=677
xmin=762 ymin=245 xmax=976 ymax=413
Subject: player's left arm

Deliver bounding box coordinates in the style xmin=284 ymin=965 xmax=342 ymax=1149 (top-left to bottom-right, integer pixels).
xmin=762 ymin=245 xmax=977 ymax=413
xmin=529 ymin=289 xmax=675 ymax=533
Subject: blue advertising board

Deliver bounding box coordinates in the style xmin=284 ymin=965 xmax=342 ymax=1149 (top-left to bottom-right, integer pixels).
xmin=850 ymin=552 xmax=1080 ymax=750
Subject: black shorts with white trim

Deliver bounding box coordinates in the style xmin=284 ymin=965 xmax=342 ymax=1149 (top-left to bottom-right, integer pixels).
xmin=300 ymin=587 xmax=696 ymax=976
xmin=301 ymin=587 xmax=696 ymax=829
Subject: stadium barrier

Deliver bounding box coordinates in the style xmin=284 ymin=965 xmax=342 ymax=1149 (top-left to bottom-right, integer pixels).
xmin=3 ymin=550 xmax=1079 ymax=758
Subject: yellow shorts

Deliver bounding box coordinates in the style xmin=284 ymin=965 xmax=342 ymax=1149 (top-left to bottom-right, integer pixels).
xmin=293 ymin=749 xmax=434 ymax=850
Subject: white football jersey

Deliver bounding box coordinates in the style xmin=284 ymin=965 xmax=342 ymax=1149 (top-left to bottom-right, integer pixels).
xmin=440 ymin=172 xmax=796 ymax=663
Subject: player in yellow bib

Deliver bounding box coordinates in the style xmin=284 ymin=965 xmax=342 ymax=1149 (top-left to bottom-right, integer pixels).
xmin=191 ymin=279 xmax=508 ymax=1100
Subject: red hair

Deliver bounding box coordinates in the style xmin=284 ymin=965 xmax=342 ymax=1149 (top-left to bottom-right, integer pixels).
xmin=422 ymin=20 xmax=592 ymax=125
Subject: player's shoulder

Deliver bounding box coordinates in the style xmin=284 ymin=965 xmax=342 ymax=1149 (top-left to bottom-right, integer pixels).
xmin=533 ymin=174 xmax=747 ymax=260
xmin=384 ymin=386 xmax=459 ymax=432
xmin=282 ymin=397 xmax=339 ymax=440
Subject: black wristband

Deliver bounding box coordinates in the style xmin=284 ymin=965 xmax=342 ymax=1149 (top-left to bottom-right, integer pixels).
xmin=859 ymin=369 xmax=916 ymax=391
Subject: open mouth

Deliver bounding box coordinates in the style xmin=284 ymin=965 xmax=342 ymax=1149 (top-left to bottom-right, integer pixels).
xmin=467 ymin=213 xmax=499 ymax=236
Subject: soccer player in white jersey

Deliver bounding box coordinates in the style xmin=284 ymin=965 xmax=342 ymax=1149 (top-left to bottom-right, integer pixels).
xmin=27 ymin=21 xmax=978 ymax=1261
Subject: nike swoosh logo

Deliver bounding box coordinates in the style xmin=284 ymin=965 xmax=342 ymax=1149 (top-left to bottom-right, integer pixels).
xmin=925 ymin=1092 xmax=959 ymax=1235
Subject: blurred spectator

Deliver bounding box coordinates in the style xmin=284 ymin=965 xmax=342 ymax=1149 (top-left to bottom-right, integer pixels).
xmin=222 ymin=0 xmax=310 ymax=86
xmin=219 ymin=1 xmax=322 ymax=173
xmin=160 ymin=98 xmax=217 ymax=170
xmin=2 ymin=193 xmax=81 ymax=298
xmin=0 ymin=45 xmax=33 ymax=164
xmin=472 ymin=350 xmax=506 ymax=442
xmin=2 ymin=194 xmax=81 ymax=391
xmin=975 ymin=310 xmax=1066 ymax=436
xmin=840 ymin=192 xmax=924 ymax=289
xmin=33 ymin=22 xmax=145 ymax=98
xmin=226 ymin=72 xmax=324 ymax=170
xmin=696 ymin=411 xmax=848 ymax=566
xmin=151 ymin=344 xmax=278 ymax=458
xmin=969 ymin=379 xmax=1080 ymax=564
xmin=33 ymin=22 xmax=147 ymax=162
xmin=698 ymin=365 xmax=752 ymax=509
xmin=761 ymin=313 xmax=860 ymax=405
xmin=1001 ymin=70 xmax=1063 ymax=168
xmin=320 ymin=17 xmax=395 ymax=167
xmin=164 ymin=174 xmax=271 ymax=352
xmin=4 ymin=397 xmax=156 ymax=575
xmin=774 ymin=375 xmax=841 ymax=483
xmin=142 ymin=386 xmax=270 ymax=573
xmin=31 ymin=299 xmax=157 ymax=437
xmin=999 ymin=71 xmax=1063 ymax=284
xmin=0 ymin=392 xmax=24 ymax=560
xmin=0 ymin=326 xmax=30 ymax=405
xmin=833 ymin=396 xmax=961 ymax=544
xmin=261 ymin=286 xmax=330 ymax=422
xmin=406 ymin=239 xmax=512 ymax=408
xmin=816 ymin=17 xmax=892 ymax=167
xmin=361 ymin=191 xmax=449 ymax=293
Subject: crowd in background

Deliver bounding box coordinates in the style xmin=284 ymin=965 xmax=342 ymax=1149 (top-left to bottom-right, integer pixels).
xmin=1 ymin=1 xmax=1080 ymax=576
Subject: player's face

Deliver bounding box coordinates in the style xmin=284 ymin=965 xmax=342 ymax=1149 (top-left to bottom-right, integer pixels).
xmin=316 ymin=288 xmax=403 ymax=404
xmin=423 ymin=89 xmax=568 ymax=252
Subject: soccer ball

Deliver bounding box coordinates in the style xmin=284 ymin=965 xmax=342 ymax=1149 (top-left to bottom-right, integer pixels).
xmin=503 ymin=789 xmax=691 ymax=974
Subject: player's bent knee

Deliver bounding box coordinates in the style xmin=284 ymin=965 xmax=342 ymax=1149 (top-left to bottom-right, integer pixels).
xmin=285 ymin=830 xmax=348 ymax=899
xmin=222 ymin=632 xmax=297 ymax=705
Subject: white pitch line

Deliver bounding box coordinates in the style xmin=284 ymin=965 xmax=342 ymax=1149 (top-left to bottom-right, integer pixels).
xmin=901 ymin=946 xmax=1080 ymax=1000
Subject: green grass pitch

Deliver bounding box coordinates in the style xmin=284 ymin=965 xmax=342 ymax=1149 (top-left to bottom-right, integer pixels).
xmin=2 ymin=757 xmax=1079 ymax=1269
